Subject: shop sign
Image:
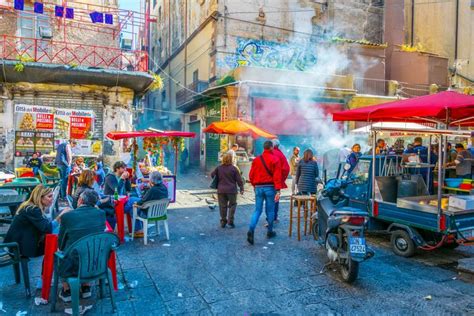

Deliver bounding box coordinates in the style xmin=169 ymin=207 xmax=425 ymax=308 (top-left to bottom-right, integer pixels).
xmin=221 ymin=98 xmax=229 ymax=121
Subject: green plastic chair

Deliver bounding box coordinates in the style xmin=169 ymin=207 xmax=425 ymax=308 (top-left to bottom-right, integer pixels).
xmin=0 ymin=241 xmax=31 ymax=297
xmin=50 ymin=232 xmax=119 ymax=315
xmin=38 ymin=170 xmax=60 ymax=188
xmin=12 ymin=177 xmax=40 ymax=184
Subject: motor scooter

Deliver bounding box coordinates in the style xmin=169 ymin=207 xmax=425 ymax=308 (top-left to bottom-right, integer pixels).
xmin=312 ymin=164 xmax=374 ymax=283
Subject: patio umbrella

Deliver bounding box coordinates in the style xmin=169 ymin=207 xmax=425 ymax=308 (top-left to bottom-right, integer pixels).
xmin=333 ymin=91 xmax=474 ymax=126
xmin=350 ymin=122 xmax=434 ymax=134
xmin=203 ymin=120 xmax=277 ymax=139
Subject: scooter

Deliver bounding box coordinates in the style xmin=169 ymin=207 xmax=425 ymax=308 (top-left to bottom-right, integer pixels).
xmin=312 ymin=164 xmax=374 ymax=283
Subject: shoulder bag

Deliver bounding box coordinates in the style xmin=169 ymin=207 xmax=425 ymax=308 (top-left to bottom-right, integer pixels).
xmin=259 ymin=155 xmax=273 ymax=177
xmin=210 ymin=167 xmax=219 ymax=189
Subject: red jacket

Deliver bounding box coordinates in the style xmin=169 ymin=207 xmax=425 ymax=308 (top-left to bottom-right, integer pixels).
xmin=249 ymin=149 xmax=282 ymax=190
xmin=273 ymin=147 xmax=290 ymax=189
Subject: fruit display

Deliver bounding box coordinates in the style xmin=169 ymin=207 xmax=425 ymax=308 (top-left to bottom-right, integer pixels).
xmin=20 ymin=113 xmax=35 ymax=129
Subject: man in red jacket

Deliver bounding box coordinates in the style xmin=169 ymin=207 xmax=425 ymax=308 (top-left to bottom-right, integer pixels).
xmin=247 ymin=141 xmax=282 ymax=245
xmin=271 ymin=139 xmax=290 ymax=222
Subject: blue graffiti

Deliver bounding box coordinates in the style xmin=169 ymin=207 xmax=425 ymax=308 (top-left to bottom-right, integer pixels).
xmin=222 ymin=38 xmax=318 ymax=71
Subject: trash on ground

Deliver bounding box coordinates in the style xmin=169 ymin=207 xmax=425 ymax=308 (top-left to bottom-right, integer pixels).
xmin=149 ymin=238 xmax=155 ymax=242
xmin=424 ymin=295 xmax=432 ymax=301
xmin=262 ymin=246 xmax=268 ymax=249
xmin=180 ymin=237 xmax=185 ymax=240
xmin=34 ymin=297 xmax=48 ymax=306
xmin=16 ymin=312 xmax=27 ymax=316
xmin=452 ymin=277 xmax=457 ymax=280
xmin=128 ymin=280 xmax=139 ymax=289
xmin=117 ymin=282 xmax=125 ymax=290
xmin=267 ymin=242 xmax=274 ymax=245
xmin=64 ymin=305 xmax=93 ymax=315
xmin=177 ymin=292 xmax=183 ymax=298
xmin=199 ymin=233 xmax=205 ymax=236
xmin=0 ymin=302 xmax=6 ymax=313
xmin=163 ymin=243 xmax=171 ymax=247
xmin=185 ymin=217 xmax=189 ymax=219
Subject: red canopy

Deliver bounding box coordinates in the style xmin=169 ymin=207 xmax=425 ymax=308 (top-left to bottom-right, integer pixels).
xmin=333 ymin=91 xmax=474 ymax=126
xmin=106 ymin=130 xmax=196 ymax=140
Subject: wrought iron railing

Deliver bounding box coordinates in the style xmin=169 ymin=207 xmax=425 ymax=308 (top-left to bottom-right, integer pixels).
xmin=0 ymin=35 xmax=148 ymax=72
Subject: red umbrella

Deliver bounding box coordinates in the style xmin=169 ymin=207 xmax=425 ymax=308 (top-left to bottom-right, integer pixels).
xmin=333 ymin=91 xmax=474 ymax=125
xmin=106 ymin=130 xmax=195 ymax=140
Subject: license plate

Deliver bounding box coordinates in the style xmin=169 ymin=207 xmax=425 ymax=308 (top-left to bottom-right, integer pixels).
xmin=349 ymin=237 xmax=366 ymax=255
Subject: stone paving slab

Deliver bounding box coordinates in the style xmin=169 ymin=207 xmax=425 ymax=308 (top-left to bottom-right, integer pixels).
xmin=1 ymin=171 xmax=474 ymax=315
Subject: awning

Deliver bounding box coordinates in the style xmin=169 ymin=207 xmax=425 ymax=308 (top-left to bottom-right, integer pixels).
xmin=203 ymin=120 xmax=276 ymax=139
xmin=106 ymin=130 xmax=195 ymax=140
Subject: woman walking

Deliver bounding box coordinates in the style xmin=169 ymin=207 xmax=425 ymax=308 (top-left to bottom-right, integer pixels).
xmin=295 ymin=149 xmax=319 ymax=195
xmin=211 ymin=153 xmax=244 ymax=228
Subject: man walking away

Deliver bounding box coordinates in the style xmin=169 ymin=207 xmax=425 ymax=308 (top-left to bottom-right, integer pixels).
xmin=55 ymin=139 xmax=77 ymax=198
xmin=271 ymin=139 xmax=290 ymax=222
xmin=247 ymin=141 xmax=282 ymax=245
xmin=289 ymin=147 xmax=300 ymax=195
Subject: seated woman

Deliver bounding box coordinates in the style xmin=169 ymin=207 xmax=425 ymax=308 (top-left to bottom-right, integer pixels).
xmin=73 ymin=169 xmax=116 ymax=228
xmin=5 ymin=185 xmax=69 ymax=258
xmin=136 ymin=171 xmax=168 ymax=208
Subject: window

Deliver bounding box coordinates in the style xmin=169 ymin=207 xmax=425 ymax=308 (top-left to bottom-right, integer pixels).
xmin=193 ymin=69 xmax=199 ymax=83
xmin=153 ymin=0 xmax=157 ymax=8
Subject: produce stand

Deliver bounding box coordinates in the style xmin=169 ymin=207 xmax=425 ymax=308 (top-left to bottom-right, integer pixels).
xmin=331 ymin=91 xmax=474 ymax=256
xmin=106 ymin=130 xmax=195 ymax=203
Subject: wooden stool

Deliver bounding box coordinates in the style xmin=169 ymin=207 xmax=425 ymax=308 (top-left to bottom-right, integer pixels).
xmin=289 ymin=195 xmax=317 ymax=241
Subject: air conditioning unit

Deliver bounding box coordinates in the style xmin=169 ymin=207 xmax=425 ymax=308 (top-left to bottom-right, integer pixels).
xmin=39 ymin=26 xmax=53 ymax=39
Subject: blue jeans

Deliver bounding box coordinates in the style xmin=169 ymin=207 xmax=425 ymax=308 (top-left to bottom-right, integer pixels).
xmin=125 ymin=197 xmax=142 ymax=231
xmin=58 ymin=164 xmax=70 ymax=198
xmin=249 ymin=186 xmax=276 ymax=232
xmin=274 ymin=201 xmax=279 ymax=221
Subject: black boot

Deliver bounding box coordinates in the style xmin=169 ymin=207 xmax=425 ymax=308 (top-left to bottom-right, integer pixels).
xmin=247 ymin=231 xmax=254 ymax=245
xmin=267 ymin=231 xmax=276 ymax=239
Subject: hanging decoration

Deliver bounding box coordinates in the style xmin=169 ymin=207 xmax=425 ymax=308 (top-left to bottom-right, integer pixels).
xmin=54 ymin=5 xmax=64 ymax=17
xmin=66 ymin=8 xmax=74 ymax=19
xmin=14 ymin=0 xmax=24 ymax=11
xmin=33 ymin=2 xmax=43 ymax=14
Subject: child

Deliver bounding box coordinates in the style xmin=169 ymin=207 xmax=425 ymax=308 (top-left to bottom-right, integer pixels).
xmin=27 ymin=153 xmax=43 ymax=175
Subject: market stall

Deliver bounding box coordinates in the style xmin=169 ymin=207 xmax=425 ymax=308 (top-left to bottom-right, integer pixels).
xmin=106 ymin=130 xmax=196 ymax=203
xmin=331 ymin=91 xmax=474 ymax=256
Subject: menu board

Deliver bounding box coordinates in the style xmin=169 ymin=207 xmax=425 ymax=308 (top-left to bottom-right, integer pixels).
xmin=15 ymin=131 xmax=35 ymax=156
xmin=35 ymin=131 xmax=55 ymax=154
xmin=162 ymin=175 xmax=176 ymax=203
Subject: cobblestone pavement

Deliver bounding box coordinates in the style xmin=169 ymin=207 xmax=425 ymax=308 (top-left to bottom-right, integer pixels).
xmin=1 ymin=170 xmax=474 ymax=315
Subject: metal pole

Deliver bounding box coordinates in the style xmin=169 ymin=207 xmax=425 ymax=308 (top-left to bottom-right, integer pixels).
xmin=371 ymin=131 xmax=377 ymax=215
xmin=437 ymin=134 xmax=443 ymax=221
xmin=427 ymin=135 xmax=431 ymax=194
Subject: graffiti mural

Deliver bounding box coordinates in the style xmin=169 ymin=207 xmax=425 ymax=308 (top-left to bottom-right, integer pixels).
xmin=220 ymin=38 xmax=318 ymax=71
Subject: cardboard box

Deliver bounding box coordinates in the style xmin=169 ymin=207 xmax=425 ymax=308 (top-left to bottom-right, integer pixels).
xmin=449 ymin=196 xmax=474 ymax=210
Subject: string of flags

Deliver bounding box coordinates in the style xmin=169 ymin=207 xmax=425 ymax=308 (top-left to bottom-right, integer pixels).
xmin=14 ymin=0 xmax=114 ymax=24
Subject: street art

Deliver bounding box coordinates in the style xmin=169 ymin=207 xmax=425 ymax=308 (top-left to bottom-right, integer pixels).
xmin=219 ymin=38 xmax=318 ymax=71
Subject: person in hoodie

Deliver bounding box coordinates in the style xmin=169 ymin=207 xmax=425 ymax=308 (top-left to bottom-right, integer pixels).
xmin=271 ymin=139 xmax=290 ymax=223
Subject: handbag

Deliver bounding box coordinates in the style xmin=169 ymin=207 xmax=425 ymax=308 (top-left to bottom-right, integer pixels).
xmin=210 ymin=167 xmax=219 ymax=189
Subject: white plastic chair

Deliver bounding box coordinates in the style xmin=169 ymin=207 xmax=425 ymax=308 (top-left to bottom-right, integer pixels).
xmin=132 ymin=199 xmax=170 ymax=245
xmin=47 ymin=185 xmax=61 ymax=219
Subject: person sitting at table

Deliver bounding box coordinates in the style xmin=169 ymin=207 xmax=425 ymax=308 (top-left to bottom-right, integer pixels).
xmin=103 ymin=161 xmax=142 ymax=237
xmin=135 ymin=171 xmax=168 ymax=208
xmin=27 ymin=153 xmax=43 ymax=176
xmin=72 ymin=170 xmax=116 ymax=228
xmin=94 ymin=157 xmax=106 ymax=187
xmin=4 ymin=185 xmax=70 ymax=258
xmin=57 ymin=189 xmax=106 ymax=302
xmin=72 ymin=157 xmax=86 ymax=175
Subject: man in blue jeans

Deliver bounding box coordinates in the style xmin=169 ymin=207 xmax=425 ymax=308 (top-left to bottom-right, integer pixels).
xmin=55 ymin=139 xmax=77 ymax=198
xmin=247 ymin=141 xmax=282 ymax=245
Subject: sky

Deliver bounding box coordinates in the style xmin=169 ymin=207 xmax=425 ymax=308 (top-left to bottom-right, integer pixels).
xmin=119 ymin=0 xmax=143 ymax=13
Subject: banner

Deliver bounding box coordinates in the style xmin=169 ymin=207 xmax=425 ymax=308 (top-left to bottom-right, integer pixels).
xmin=15 ymin=131 xmax=35 ymax=156
xmin=35 ymin=131 xmax=55 ymax=154
xmin=70 ymin=116 xmax=93 ymax=139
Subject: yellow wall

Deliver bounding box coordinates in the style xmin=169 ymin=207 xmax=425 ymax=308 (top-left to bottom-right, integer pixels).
xmin=347 ymin=95 xmax=400 ymax=129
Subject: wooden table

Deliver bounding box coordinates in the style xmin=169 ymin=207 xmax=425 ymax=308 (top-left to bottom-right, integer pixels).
xmin=41 ymin=222 xmax=119 ymax=301
xmin=289 ymin=195 xmax=317 ymax=241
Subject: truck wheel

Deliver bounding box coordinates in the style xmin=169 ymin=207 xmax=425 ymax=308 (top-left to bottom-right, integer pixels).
xmin=391 ymin=230 xmax=415 ymax=257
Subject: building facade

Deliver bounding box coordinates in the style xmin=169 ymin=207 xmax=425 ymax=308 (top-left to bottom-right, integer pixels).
xmin=0 ymin=0 xmax=152 ymax=167
xmin=144 ymin=0 xmax=454 ymax=171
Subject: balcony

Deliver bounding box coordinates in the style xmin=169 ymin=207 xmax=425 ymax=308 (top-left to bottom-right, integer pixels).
xmin=0 ymin=35 xmax=148 ymax=72
xmin=176 ymin=80 xmax=209 ymax=107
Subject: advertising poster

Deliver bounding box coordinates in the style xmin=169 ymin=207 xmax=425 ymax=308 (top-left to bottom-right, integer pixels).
xmin=14 ymin=104 xmax=54 ymax=130
xmin=35 ymin=131 xmax=55 ymax=154
xmin=70 ymin=116 xmax=93 ymax=139
xmin=15 ymin=131 xmax=35 ymax=156
xmin=36 ymin=113 xmax=54 ymax=130
xmin=54 ymin=108 xmax=71 ymax=140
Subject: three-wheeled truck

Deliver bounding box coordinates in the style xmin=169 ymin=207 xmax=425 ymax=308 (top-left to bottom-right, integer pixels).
xmin=339 ymin=127 xmax=474 ymax=257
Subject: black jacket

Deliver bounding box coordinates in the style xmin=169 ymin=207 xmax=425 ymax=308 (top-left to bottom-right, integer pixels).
xmin=4 ymin=205 xmax=53 ymax=258
xmin=137 ymin=183 xmax=169 ymax=205
xmin=58 ymin=205 xmax=106 ymax=251
xmin=103 ymin=173 xmax=131 ymax=196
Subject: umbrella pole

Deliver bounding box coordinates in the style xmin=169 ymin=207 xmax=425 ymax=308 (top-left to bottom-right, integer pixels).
xmin=174 ymin=144 xmax=178 ymax=175
xmin=371 ymin=131 xmax=377 ymax=215
xmin=437 ymin=134 xmax=443 ymax=227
